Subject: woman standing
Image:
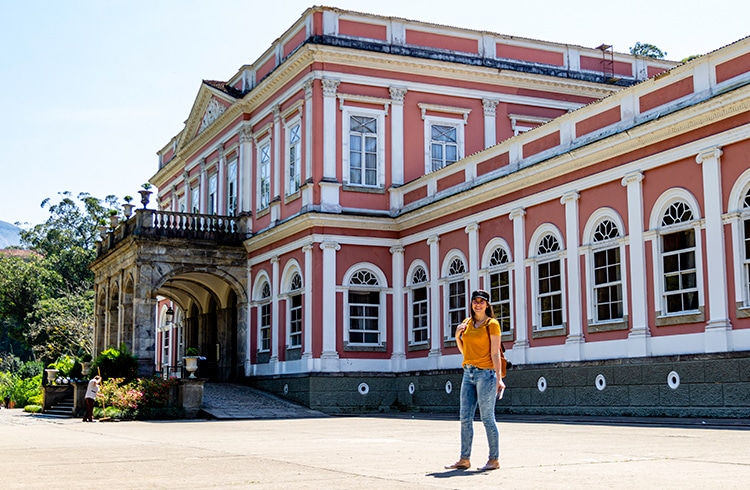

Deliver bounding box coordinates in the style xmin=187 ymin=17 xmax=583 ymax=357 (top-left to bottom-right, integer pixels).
xmin=445 ymin=289 xmax=505 ymax=471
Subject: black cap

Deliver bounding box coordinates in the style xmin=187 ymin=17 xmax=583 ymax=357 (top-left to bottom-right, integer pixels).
xmin=471 ymin=290 xmax=490 ymax=301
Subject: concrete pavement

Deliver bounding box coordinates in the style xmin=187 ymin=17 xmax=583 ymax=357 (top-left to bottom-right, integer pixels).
xmin=2 ymin=407 xmax=749 ymax=489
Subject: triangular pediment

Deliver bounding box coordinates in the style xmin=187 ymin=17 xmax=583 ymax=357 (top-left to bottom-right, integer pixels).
xmin=177 ymin=81 xmax=237 ymax=151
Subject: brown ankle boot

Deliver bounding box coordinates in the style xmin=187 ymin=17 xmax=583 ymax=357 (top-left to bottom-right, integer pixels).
xmin=478 ymin=459 xmax=499 ymax=471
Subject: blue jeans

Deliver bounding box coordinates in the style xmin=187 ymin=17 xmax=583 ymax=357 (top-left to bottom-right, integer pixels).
xmin=459 ymin=365 xmax=499 ymax=460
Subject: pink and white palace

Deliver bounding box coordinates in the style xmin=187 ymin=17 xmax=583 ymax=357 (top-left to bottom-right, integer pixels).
xmin=92 ymin=6 xmax=750 ymax=417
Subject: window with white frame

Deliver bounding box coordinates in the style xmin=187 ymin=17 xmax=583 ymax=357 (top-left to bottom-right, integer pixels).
xmin=208 ymin=173 xmax=218 ymax=215
xmin=258 ymin=282 xmax=271 ymax=352
xmin=161 ymin=329 xmax=170 ymax=369
xmin=258 ymin=142 xmax=271 ymax=210
xmin=348 ymin=115 xmax=378 ymax=187
xmin=660 ymin=201 xmax=698 ymax=314
xmin=178 ymin=196 xmax=186 ymax=213
xmin=287 ymin=122 xmax=301 ymax=196
xmin=592 ymin=220 xmax=624 ymax=322
xmin=191 ymin=186 xmax=200 ymax=213
xmin=347 ymin=269 xmax=382 ymax=345
xmin=445 ymin=257 xmax=467 ymax=339
xmin=742 ymin=189 xmax=750 ymax=306
xmin=424 ymin=116 xmax=464 ymax=174
xmin=430 ymin=124 xmax=459 ymax=171
xmin=409 ymin=266 xmax=429 ymax=345
xmin=487 ymin=246 xmax=512 ymax=334
xmin=288 ymin=273 xmax=303 ymax=348
xmin=536 ymin=234 xmax=564 ymax=330
xmin=226 ymin=159 xmax=237 ymax=216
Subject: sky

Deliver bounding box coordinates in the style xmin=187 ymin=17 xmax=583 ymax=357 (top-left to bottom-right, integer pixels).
xmin=2 ymin=0 xmax=749 ymax=227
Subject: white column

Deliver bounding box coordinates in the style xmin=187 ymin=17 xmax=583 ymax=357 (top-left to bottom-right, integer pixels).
xmin=427 ymin=235 xmax=442 ymax=363
xmin=561 ymin=191 xmax=583 ymax=360
xmin=390 ymin=245 xmax=406 ymax=370
xmin=320 ymin=241 xmax=340 ymax=369
xmin=302 ymin=79 xmax=314 ymax=209
xmin=390 ymin=87 xmax=407 ymax=186
xmin=182 ymin=171 xmax=190 ymax=212
xmin=621 ymin=171 xmax=651 ymax=357
xmin=465 ymin=222 xmax=480 ymax=292
xmin=482 ymin=99 xmax=499 ymax=149
xmin=510 ymin=208 xmax=528 ymax=363
xmin=302 ymin=243 xmax=314 ymax=364
xmin=697 ymin=147 xmax=732 ymax=352
xmin=270 ymin=256 xmax=280 ymax=368
xmin=320 ymin=79 xmax=341 ymax=212
xmin=239 ymin=125 xmax=253 ymax=215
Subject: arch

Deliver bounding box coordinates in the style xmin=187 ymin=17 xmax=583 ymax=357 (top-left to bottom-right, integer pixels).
xmin=280 ymin=259 xmax=303 ymax=294
xmin=156 ymin=265 xmax=247 ymax=307
xmin=582 ymin=207 xmax=625 ymax=246
xmin=407 ymin=259 xmax=429 ymax=286
xmin=441 ymin=249 xmax=468 ymax=278
xmin=727 ymin=167 xmax=750 ymax=213
xmin=343 ymin=263 xmax=388 ymax=289
xmin=529 ymin=223 xmax=565 ymax=258
xmin=648 ymin=187 xmax=701 ymax=230
xmin=252 ymin=270 xmax=272 ymax=301
xmin=481 ymin=237 xmax=513 ymax=268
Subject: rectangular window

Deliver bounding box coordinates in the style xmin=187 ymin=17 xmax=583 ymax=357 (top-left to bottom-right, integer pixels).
xmin=208 ymin=173 xmax=217 ymax=215
xmin=431 ymin=124 xmax=458 ymax=172
xmin=227 ymin=160 xmax=237 ymax=216
xmin=489 ymin=271 xmax=511 ymax=333
xmin=162 ymin=329 xmax=170 ymax=368
xmin=287 ymin=124 xmax=301 ymax=195
xmin=348 ymin=290 xmax=380 ymax=344
xmin=447 ymin=279 xmax=466 ymax=338
xmin=260 ymin=302 xmax=271 ymax=352
xmin=289 ymin=293 xmax=302 ymax=348
xmin=191 ymin=186 xmax=200 ymax=213
xmin=662 ymin=229 xmax=698 ymax=313
xmin=538 ymin=260 xmax=563 ymax=328
xmin=349 ymin=116 xmax=378 ymax=187
xmin=259 ymin=143 xmax=271 ymax=210
xmin=593 ymin=247 xmax=623 ymax=321
xmin=412 ymin=286 xmax=429 ymax=344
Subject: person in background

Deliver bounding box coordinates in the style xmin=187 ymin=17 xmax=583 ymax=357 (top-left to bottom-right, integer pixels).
xmin=445 ymin=289 xmax=505 ymax=471
xmin=82 ymin=375 xmax=102 ymax=422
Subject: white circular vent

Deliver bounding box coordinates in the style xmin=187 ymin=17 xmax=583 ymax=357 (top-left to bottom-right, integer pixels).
xmin=667 ymin=371 xmax=680 ymax=390
xmin=358 ymin=382 xmax=369 ymax=395
xmin=595 ymin=374 xmax=607 ymax=391
xmin=537 ymin=376 xmax=547 ymax=393
xmin=445 ymin=380 xmax=453 ymax=394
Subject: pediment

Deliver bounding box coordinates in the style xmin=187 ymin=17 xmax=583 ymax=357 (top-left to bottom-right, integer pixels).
xmin=177 ymin=82 xmax=237 ymax=152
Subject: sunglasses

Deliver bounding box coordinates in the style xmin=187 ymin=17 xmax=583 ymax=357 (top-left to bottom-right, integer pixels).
xmin=472 ymin=298 xmax=487 ymax=304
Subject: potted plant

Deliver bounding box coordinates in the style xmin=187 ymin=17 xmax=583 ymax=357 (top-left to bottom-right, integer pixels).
xmin=122 ymin=195 xmax=135 ymax=218
xmin=184 ymin=347 xmax=201 ymax=378
xmin=97 ymin=218 xmax=109 ymax=238
xmin=139 ymin=183 xmax=153 ymax=209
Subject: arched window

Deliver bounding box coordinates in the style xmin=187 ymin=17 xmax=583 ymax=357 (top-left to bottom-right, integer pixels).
xmin=591 ymin=219 xmax=624 ymax=323
xmin=346 ymin=268 xmax=383 ymax=346
xmin=288 ymin=273 xmax=303 ymax=348
xmin=534 ymin=233 xmax=564 ymax=331
xmin=445 ymin=256 xmax=467 ymax=339
xmin=258 ymin=281 xmax=271 ymax=353
xmin=409 ymin=266 xmax=429 ymax=345
xmin=486 ymin=245 xmax=512 ymax=334
xmin=660 ymin=201 xmax=698 ymax=314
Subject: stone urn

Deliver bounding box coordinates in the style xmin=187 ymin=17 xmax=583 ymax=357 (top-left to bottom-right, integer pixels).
xmin=184 ymin=356 xmax=199 ymax=378
xmin=139 ymin=189 xmax=152 ymax=209
xmin=44 ymin=368 xmax=59 ymax=385
xmin=123 ymin=203 xmax=135 ymax=218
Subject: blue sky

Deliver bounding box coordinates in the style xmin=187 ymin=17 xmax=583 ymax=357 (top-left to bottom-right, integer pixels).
xmin=2 ymin=0 xmax=748 ymax=227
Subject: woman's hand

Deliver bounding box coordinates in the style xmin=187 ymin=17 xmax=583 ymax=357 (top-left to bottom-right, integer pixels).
xmin=455 ymin=320 xmax=469 ymax=337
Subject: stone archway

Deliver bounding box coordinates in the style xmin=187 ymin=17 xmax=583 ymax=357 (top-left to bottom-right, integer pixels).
xmin=90 ymin=212 xmax=249 ymax=379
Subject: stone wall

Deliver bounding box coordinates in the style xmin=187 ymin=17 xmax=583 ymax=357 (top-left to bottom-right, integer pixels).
xmin=248 ymin=352 xmax=750 ymax=418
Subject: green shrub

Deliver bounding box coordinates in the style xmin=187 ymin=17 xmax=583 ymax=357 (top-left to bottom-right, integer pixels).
xmin=18 ymin=360 xmax=43 ymax=379
xmin=11 ymin=374 xmax=43 ymax=406
xmin=24 ymin=404 xmax=43 ymax=413
xmin=91 ymin=346 xmax=138 ymax=382
xmin=48 ymin=355 xmax=75 ymax=377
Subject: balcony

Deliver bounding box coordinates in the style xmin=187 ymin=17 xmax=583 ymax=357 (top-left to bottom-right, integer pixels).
xmin=96 ymin=209 xmax=249 ymax=257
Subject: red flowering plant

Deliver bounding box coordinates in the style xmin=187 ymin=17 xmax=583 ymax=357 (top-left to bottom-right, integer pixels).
xmin=98 ymin=377 xmax=143 ymax=414
xmin=95 ymin=376 xmax=182 ymax=420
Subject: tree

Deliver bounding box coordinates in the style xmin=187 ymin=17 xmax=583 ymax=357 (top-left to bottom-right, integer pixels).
xmin=0 ymin=253 xmax=62 ymax=358
xmin=20 ymin=191 xmax=120 ymax=291
xmin=26 ymin=290 xmax=94 ymax=362
xmin=629 ymin=42 xmax=667 ymax=59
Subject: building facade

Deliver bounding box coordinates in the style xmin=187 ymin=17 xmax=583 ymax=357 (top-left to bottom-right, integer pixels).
xmin=91 ymin=6 xmax=750 ymax=416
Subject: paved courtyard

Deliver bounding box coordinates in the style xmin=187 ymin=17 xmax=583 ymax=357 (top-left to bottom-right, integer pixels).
xmin=2 ymin=405 xmax=749 ymax=489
